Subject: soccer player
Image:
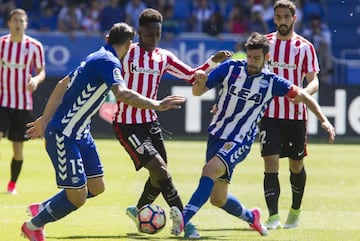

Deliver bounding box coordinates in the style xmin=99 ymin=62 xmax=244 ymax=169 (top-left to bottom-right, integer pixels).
xmin=170 ymin=32 xmax=335 ymax=237
xmin=112 ymin=8 xmax=231 ymax=239
xmin=259 ymin=0 xmax=321 ymax=229
xmin=0 ymin=8 xmax=45 ymax=194
xmin=21 ymin=22 xmax=185 ymax=241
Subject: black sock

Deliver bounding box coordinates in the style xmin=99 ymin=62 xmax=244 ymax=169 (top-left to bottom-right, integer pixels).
xmin=137 ymin=177 xmax=161 ymax=209
xmin=10 ymin=159 xmax=23 ymax=183
xmin=290 ymin=167 xmax=306 ymax=210
xmin=158 ymin=177 xmax=183 ymax=211
xmin=264 ymin=172 xmax=280 ymax=216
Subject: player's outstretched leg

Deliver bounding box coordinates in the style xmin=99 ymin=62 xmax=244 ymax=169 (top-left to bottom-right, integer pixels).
xmin=249 ymin=208 xmax=269 ymax=236
xmin=170 ymin=206 xmax=184 ymax=236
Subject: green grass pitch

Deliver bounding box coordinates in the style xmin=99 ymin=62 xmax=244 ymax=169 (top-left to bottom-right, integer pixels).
xmin=0 ymin=138 xmax=359 ymax=241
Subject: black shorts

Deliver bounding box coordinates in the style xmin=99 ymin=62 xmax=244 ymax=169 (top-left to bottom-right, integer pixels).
xmin=113 ymin=120 xmax=167 ymax=171
xmin=0 ymin=107 xmax=33 ymax=141
xmin=258 ymin=118 xmax=307 ymax=160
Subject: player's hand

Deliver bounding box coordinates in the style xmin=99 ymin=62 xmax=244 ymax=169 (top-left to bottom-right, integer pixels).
xmin=210 ymin=104 xmax=218 ymax=114
xmin=155 ymin=95 xmax=185 ymax=111
xmin=194 ymin=70 xmax=207 ymax=83
xmin=287 ymin=94 xmax=302 ymax=104
xmin=321 ymin=120 xmax=336 ymax=143
xmin=211 ymin=50 xmax=233 ymax=63
xmin=26 ymin=75 xmax=39 ymax=92
xmin=26 ymin=116 xmax=46 ymax=139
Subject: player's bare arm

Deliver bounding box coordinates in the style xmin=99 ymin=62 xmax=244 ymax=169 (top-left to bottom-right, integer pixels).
xmin=26 ymin=75 xmax=70 ymax=139
xmin=303 ymin=71 xmax=319 ymax=95
xmin=292 ymin=87 xmax=335 ymax=143
xmin=112 ymin=83 xmax=185 ymax=111
xmin=211 ymin=50 xmax=233 ymax=63
xmin=26 ymin=66 xmax=46 ymax=92
xmin=192 ymin=70 xmax=209 ymax=96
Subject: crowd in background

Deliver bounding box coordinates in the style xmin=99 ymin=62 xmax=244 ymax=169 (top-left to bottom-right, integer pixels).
xmin=0 ymin=0 xmax=328 ymax=35
xmin=0 ymin=0 xmax=333 ymax=83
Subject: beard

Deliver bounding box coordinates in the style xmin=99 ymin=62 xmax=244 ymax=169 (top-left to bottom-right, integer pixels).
xmin=247 ymin=65 xmax=260 ymax=75
xmin=277 ymin=22 xmax=294 ymax=36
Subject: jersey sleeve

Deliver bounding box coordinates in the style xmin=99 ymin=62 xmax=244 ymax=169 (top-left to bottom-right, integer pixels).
xmin=165 ymin=49 xmax=217 ymax=83
xmin=96 ymin=57 xmax=125 ymax=87
xmin=206 ymin=59 xmax=231 ymax=89
xmin=33 ymin=41 xmax=45 ymax=69
xmin=302 ymin=42 xmax=320 ymax=74
xmin=272 ymin=75 xmax=297 ymax=97
xmin=285 ymin=85 xmax=298 ymax=99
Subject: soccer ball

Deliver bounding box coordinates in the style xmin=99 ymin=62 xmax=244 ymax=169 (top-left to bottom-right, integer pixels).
xmin=137 ymin=204 xmax=166 ymax=234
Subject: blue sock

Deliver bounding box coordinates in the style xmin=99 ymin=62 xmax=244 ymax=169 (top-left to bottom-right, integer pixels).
xmin=183 ymin=176 xmax=214 ymax=225
xmin=40 ymin=190 xmax=95 ymax=208
xmin=32 ymin=191 xmax=78 ymax=227
xmin=41 ymin=190 xmax=66 ymax=207
xmin=221 ymin=194 xmax=254 ymax=223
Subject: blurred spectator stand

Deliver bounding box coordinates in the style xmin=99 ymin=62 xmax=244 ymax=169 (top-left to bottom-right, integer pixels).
xmin=327 ymin=0 xmax=360 ymax=85
xmin=99 ymin=0 xmax=126 ymax=33
xmin=161 ymin=4 xmax=180 ymax=41
xmin=302 ymin=15 xmax=333 ymax=84
xmin=125 ymin=0 xmax=146 ymax=30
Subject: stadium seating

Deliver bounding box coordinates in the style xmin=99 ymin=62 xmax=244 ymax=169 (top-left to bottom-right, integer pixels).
xmin=326 ymin=1 xmax=360 ymax=84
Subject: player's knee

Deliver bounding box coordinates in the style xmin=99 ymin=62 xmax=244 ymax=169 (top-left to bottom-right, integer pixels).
xmin=150 ymin=168 xmax=169 ymax=180
xmin=66 ymin=192 xmax=87 ymax=208
xmin=210 ymin=195 xmax=226 ymax=207
xmin=72 ymin=198 xmax=87 ymax=207
xmin=147 ymin=157 xmax=169 ymax=180
xmin=264 ymin=158 xmax=279 ymax=172
xmin=289 ymin=163 xmax=304 ymax=173
xmin=87 ymin=181 xmax=105 ymax=197
xmin=89 ymin=185 xmax=105 ymax=196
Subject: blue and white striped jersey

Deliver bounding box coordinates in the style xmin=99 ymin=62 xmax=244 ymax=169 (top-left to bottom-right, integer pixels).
xmin=49 ymin=44 xmax=125 ymax=139
xmin=206 ymin=59 xmax=293 ymax=143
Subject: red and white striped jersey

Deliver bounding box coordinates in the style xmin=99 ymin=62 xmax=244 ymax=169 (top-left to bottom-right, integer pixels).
xmin=0 ymin=34 xmax=45 ymax=110
xmin=264 ymin=32 xmax=319 ymax=120
xmin=114 ymin=43 xmax=217 ymax=124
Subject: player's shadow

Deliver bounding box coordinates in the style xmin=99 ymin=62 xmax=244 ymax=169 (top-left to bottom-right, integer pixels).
xmin=48 ymin=228 xmax=277 ymax=240
xmin=48 ymin=233 xmax=228 ymax=240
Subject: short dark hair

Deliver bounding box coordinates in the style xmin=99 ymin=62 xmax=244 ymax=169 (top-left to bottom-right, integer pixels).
xmin=139 ymin=8 xmax=163 ymax=27
xmin=7 ymin=8 xmax=27 ymax=21
xmin=274 ymin=0 xmax=296 ymax=16
xmin=107 ymin=22 xmax=135 ymax=45
xmin=244 ymin=32 xmax=270 ymax=56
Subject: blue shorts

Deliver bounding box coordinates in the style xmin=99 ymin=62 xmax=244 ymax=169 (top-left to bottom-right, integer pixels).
xmin=206 ymin=135 xmax=253 ymax=182
xmin=45 ymin=126 xmax=104 ymax=189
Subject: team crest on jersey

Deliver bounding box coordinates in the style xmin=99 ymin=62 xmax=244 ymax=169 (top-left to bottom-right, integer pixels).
xmin=113 ymin=68 xmax=122 ymax=80
xmin=72 ymin=177 xmax=80 ymax=184
xmin=259 ymin=79 xmax=269 ymax=88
